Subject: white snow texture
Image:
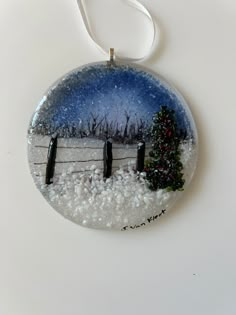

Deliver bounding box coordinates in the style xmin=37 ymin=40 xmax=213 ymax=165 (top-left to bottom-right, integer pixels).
xmin=28 ymin=136 xmax=197 ymax=230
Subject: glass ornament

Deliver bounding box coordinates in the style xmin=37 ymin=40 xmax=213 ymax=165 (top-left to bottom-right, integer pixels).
xmin=28 ymin=61 xmax=198 ymax=230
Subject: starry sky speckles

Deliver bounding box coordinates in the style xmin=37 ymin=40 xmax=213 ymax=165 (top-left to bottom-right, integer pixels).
xmin=31 ymin=63 xmax=195 ymax=137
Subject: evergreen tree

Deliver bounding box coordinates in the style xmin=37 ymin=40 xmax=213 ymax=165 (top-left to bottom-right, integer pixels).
xmin=145 ymin=106 xmax=185 ymax=191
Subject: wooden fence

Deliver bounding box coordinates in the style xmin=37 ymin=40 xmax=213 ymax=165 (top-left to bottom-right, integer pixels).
xmin=30 ymin=136 xmax=151 ymax=184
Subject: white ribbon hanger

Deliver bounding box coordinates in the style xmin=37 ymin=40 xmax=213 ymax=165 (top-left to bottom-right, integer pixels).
xmin=77 ymin=0 xmax=159 ymax=62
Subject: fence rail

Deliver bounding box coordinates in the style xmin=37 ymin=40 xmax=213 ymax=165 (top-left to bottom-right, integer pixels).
xmin=30 ymin=137 xmax=151 ymax=184
xmin=35 ymin=145 xmax=152 ymax=150
xmin=33 ymin=155 xmax=150 ymax=166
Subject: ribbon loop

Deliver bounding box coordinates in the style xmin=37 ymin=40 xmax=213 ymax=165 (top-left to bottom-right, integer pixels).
xmin=77 ymin=0 xmax=159 ymax=62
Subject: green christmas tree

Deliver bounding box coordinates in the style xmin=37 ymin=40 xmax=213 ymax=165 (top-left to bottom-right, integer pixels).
xmin=145 ymin=106 xmax=185 ymax=191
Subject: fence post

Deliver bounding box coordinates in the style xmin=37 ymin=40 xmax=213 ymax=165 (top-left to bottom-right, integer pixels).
xmin=45 ymin=135 xmax=58 ymax=185
xmin=103 ymin=138 xmax=113 ymax=178
xmin=136 ymin=141 xmax=145 ymax=172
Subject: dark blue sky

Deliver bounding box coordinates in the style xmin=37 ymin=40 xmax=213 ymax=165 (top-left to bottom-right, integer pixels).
xmin=32 ymin=64 xmax=194 ymax=136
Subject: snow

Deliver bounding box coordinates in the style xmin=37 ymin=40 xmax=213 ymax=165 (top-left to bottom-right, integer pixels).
xmin=28 ymin=135 xmax=198 ymax=230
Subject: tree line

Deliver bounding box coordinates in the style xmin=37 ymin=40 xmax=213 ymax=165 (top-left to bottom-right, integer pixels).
xmin=30 ymin=111 xmax=150 ymax=144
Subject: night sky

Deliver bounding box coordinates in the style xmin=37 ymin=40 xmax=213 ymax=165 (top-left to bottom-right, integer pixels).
xmin=31 ymin=63 xmax=195 ymax=137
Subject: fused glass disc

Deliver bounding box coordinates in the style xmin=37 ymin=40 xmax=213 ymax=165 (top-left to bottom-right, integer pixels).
xmin=28 ymin=61 xmax=198 ymax=230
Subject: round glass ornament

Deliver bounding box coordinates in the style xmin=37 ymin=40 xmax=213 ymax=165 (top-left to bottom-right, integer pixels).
xmin=28 ymin=61 xmax=198 ymax=230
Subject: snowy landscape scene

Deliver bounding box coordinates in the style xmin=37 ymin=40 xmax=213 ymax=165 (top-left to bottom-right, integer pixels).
xmin=28 ymin=63 xmax=198 ymax=230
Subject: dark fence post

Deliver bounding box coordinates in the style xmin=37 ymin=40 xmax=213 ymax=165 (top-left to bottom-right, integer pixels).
xmin=45 ymin=135 xmax=58 ymax=185
xmin=136 ymin=141 xmax=145 ymax=172
xmin=103 ymin=138 xmax=113 ymax=178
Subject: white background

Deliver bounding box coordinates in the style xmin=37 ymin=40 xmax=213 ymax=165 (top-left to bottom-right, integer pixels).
xmin=1 ymin=0 xmax=236 ymax=314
